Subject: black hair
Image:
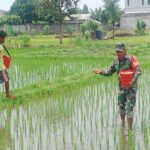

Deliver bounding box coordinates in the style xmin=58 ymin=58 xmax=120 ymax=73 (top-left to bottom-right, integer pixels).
xmin=0 ymin=30 xmax=7 ymax=37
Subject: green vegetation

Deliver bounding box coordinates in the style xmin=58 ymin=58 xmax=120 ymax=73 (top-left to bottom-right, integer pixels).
xmin=0 ymin=34 xmax=149 ymax=149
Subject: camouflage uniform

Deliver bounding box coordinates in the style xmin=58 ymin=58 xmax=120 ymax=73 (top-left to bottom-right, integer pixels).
xmin=101 ymin=55 xmax=141 ymax=118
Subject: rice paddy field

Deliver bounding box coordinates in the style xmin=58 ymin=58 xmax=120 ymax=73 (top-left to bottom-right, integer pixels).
xmin=0 ymin=34 xmax=150 ymax=150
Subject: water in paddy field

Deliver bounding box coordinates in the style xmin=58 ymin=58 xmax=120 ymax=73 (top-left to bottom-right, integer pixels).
xmin=0 ymin=70 xmax=149 ymax=150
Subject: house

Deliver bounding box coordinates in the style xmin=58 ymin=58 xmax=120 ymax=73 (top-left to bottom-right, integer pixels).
xmin=64 ymin=14 xmax=92 ymax=32
xmin=120 ymin=0 xmax=150 ymax=29
xmin=64 ymin=14 xmax=92 ymax=24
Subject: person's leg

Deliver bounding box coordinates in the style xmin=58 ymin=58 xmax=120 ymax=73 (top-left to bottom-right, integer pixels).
xmin=118 ymin=89 xmax=126 ymax=127
xmin=120 ymin=114 xmax=125 ymax=127
xmin=127 ymin=117 xmax=133 ymax=129
xmin=1 ymin=70 xmax=15 ymax=100
xmin=126 ymin=88 xmax=137 ymax=130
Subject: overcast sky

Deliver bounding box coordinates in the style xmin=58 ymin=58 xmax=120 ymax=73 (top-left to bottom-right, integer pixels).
xmin=0 ymin=0 xmax=125 ymax=11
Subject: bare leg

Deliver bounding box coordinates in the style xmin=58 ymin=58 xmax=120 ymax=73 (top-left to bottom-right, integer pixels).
xmin=127 ymin=117 xmax=133 ymax=129
xmin=5 ymin=81 xmax=10 ymax=96
xmin=5 ymin=81 xmax=15 ymax=100
xmin=120 ymin=114 xmax=125 ymax=127
xmin=2 ymin=70 xmax=15 ymax=100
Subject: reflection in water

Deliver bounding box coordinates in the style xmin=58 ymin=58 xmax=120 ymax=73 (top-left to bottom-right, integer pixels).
xmin=0 ymin=70 xmax=149 ymax=149
xmin=0 ymin=107 xmax=12 ymax=150
xmin=120 ymin=133 xmax=134 ymax=150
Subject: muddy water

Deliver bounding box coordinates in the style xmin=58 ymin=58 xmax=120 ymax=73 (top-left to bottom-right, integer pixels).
xmin=0 ymin=71 xmax=149 ymax=150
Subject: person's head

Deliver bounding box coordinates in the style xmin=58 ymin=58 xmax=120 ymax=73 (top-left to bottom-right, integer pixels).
xmin=0 ymin=30 xmax=7 ymax=44
xmin=115 ymin=43 xmax=126 ymax=59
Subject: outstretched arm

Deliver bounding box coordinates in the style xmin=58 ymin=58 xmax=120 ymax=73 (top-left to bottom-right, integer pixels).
xmin=93 ymin=60 xmax=116 ymax=76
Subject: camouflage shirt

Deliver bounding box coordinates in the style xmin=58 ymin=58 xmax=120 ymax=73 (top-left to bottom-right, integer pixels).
xmin=101 ymin=55 xmax=141 ymax=88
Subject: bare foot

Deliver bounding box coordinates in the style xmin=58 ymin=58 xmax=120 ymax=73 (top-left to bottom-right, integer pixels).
xmin=6 ymin=95 xmax=16 ymax=100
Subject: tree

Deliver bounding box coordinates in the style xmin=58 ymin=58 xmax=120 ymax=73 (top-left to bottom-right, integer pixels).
xmin=90 ymin=8 xmax=102 ymax=22
xmin=82 ymin=4 xmax=89 ymax=14
xmin=10 ymin=0 xmax=38 ymax=24
xmin=39 ymin=0 xmax=80 ymax=44
xmin=103 ymin=0 xmax=122 ymax=39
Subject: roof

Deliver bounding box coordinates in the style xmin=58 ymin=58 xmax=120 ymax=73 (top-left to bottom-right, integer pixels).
xmin=65 ymin=14 xmax=92 ymax=21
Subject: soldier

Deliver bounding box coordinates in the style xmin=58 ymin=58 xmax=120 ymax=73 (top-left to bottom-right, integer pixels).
xmin=93 ymin=43 xmax=141 ymax=129
xmin=0 ymin=30 xmax=15 ymax=100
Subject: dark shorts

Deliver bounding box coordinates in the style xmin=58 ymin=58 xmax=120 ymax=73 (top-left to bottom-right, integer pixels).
xmin=118 ymin=88 xmax=137 ymax=118
xmin=0 ymin=70 xmax=9 ymax=84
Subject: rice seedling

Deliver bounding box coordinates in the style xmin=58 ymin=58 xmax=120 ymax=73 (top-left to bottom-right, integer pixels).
xmin=0 ymin=35 xmax=150 ymax=149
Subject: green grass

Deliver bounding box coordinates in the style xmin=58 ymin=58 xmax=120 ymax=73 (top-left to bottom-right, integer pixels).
xmin=0 ymin=34 xmax=150 ymax=150
xmin=1 ymin=34 xmax=150 ymax=100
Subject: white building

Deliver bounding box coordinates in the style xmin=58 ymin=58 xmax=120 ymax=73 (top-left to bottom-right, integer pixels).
xmin=121 ymin=0 xmax=150 ymax=29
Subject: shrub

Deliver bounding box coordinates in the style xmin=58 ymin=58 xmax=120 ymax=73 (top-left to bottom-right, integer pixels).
xmin=86 ymin=20 xmax=99 ymax=33
xmin=80 ymin=23 xmax=88 ymax=35
xmin=43 ymin=25 xmax=51 ymax=35
xmin=20 ymin=34 xmax=31 ymax=47
xmin=66 ymin=28 xmax=75 ymax=37
xmin=135 ymin=19 xmax=146 ymax=35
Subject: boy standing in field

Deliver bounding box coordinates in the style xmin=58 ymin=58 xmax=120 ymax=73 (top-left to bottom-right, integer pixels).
xmin=93 ymin=43 xmax=141 ymax=129
xmin=0 ymin=30 xmax=15 ymax=100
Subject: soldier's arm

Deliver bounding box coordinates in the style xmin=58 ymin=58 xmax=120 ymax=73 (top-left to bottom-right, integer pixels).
xmin=132 ymin=65 xmax=141 ymax=84
xmin=101 ymin=60 xmax=117 ymax=76
xmin=130 ymin=56 xmax=142 ymax=84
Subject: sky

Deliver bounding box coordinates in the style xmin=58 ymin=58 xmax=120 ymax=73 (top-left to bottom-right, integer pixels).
xmin=0 ymin=0 xmax=125 ymax=11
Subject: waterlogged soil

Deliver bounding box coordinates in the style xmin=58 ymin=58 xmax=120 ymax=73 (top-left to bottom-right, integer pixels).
xmin=0 ymin=71 xmax=149 ymax=150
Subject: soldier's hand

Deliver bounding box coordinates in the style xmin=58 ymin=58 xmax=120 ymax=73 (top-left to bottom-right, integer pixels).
xmin=126 ymin=81 xmax=133 ymax=89
xmin=93 ymin=69 xmax=103 ymax=74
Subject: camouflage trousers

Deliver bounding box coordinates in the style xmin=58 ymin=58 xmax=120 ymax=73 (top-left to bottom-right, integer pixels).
xmin=118 ymin=87 xmax=137 ymax=118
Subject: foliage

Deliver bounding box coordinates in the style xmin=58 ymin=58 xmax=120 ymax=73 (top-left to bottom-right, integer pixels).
xmin=10 ymin=0 xmax=38 ymax=24
xmin=80 ymin=23 xmax=88 ymax=35
xmin=0 ymin=15 xmax=21 ymax=27
xmin=102 ymin=0 xmax=122 ymax=38
xmin=86 ymin=20 xmax=99 ymax=33
xmin=82 ymin=4 xmax=89 ymax=14
xmin=20 ymin=34 xmax=31 ymax=47
xmin=80 ymin=20 xmax=100 ymax=39
xmin=42 ymin=25 xmax=51 ymax=35
xmin=90 ymin=8 xmax=102 ymax=22
xmin=66 ymin=28 xmax=75 ymax=36
xmin=6 ymin=26 xmax=15 ymax=36
xmin=135 ymin=19 xmax=146 ymax=35
xmin=39 ymin=0 xmax=80 ymax=23
xmin=38 ymin=0 xmax=80 ymax=44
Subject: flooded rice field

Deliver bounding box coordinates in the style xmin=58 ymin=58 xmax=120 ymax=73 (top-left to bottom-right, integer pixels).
xmin=0 ymin=70 xmax=149 ymax=150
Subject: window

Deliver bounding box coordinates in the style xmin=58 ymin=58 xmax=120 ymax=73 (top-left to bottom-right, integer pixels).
xmin=142 ymin=0 xmax=144 ymax=5
xmin=127 ymin=0 xmax=130 ymax=6
xmin=148 ymin=0 xmax=150 ymax=5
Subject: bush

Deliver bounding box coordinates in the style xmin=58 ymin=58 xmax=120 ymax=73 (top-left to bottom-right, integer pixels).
xmin=135 ymin=19 xmax=146 ymax=35
xmin=80 ymin=24 xmax=88 ymax=35
xmin=80 ymin=20 xmax=100 ymax=40
xmin=30 ymin=29 xmax=36 ymax=35
xmin=66 ymin=28 xmax=74 ymax=37
xmin=20 ymin=34 xmax=31 ymax=47
xmin=43 ymin=25 xmax=51 ymax=35
xmin=86 ymin=20 xmax=99 ymax=33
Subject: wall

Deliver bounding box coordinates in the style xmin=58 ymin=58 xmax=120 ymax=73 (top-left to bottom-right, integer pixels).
xmin=125 ymin=0 xmax=150 ymax=13
xmin=121 ymin=0 xmax=150 ymax=29
xmin=11 ymin=23 xmax=82 ymax=34
xmin=120 ymin=13 xmax=150 ymax=29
